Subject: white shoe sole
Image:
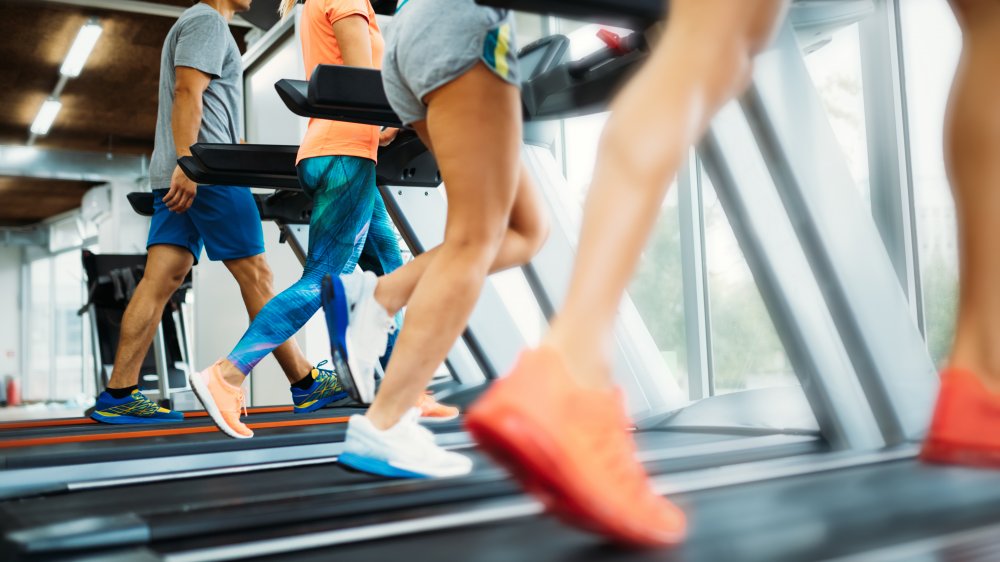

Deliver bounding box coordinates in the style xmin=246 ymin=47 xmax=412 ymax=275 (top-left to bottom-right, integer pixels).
xmin=189 ymin=370 xmax=253 ymax=440
xmin=346 ymin=331 xmax=377 ymax=404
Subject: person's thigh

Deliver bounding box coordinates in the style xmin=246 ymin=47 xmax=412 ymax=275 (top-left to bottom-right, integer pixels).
xmin=297 ymin=156 xmax=378 ymax=278
xmin=186 ymin=185 xmax=265 ymax=262
xmin=423 ymin=63 xmax=523 ymax=244
xmin=356 ymin=191 xmax=404 ymax=276
xmin=147 ymin=188 xmax=203 ymax=263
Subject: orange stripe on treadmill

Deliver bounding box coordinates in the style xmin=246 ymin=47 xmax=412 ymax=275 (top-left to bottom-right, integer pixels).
xmin=0 ymin=406 xmax=295 ymax=430
xmin=0 ymin=416 xmax=350 ymax=448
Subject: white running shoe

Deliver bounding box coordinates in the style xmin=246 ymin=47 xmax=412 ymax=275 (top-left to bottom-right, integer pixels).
xmin=342 ymin=269 xmax=396 ymax=404
xmin=338 ymin=408 xmax=473 ymax=478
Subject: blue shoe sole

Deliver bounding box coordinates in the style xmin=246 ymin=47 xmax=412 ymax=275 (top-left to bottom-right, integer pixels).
xmin=338 ymin=452 xmax=430 ymax=479
xmin=322 ymin=275 xmax=363 ymax=404
xmin=293 ymin=391 xmax=350 ymax=414
xmin=90 ymin=412 xmax=185 ymax=425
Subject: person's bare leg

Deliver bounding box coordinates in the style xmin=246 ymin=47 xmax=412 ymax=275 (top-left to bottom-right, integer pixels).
xmin=944 ymin=0 xmax=1000 ymax=393
xmin=365 ymin=64 xmax=542 ymax=430
xmin=106 ymin=245 xmax=194 ymax=389
xmin=544 ymin=0 xmax=789 ymax=389
xmin=223 ymin=254 xmax=314 ymax=386
xmin=374 ymin=160 xmax=548 ymax=315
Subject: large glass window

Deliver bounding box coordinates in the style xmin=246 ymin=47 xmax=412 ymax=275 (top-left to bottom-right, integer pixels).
xmin=26 ymin=255 xmax=52 ymax=401
xmin=900 ymin=0 xmax=961 ymax=367
xmin=802 ymin=23 xmax=871 ymax=205
xmin=22 ymin=218 xmax=93 ymax=403
xmin=702 ymin=173 xmax=794 ymax=394
xmin=557 ymin=20 xmax=688 ymax=391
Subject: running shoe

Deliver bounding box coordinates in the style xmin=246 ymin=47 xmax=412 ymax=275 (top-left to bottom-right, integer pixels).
xmin=190 ymin=360 xmax=253 ymax=439
xmin=921 ymin=368 xmax=1000 ymax=468
xmin=339 ymin=408 xmax=473 ymax=478
xmin=466 ymin=347 xmax=686 ymax=547
xmin=292 ymin=360 xmax=349 ymax=414
xmin=322 ymin=271 xmax=395 ymax=405
xmin=90 ymin=389 xmax=184 ymax=424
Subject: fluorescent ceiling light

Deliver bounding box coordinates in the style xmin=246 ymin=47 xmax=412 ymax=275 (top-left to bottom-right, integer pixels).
xmin=60 ymin=19 xmax=103 ymax=78
xmin=30 ymin=98 xmax=63 ymax=136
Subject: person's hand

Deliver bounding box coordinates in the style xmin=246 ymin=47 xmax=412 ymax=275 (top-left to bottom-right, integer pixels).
xmin=379 ymin=127 xmax=400 ymax=147
xmin=163 ymin=165 xmax=198 ymax=213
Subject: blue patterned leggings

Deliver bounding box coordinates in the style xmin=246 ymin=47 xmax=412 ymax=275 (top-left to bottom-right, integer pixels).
xmin=227 ymin=156 xmax=404 ymax=375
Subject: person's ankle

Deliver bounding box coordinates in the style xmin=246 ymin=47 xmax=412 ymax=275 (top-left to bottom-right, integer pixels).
xmin=541 ymin=333 xmax=614 ymax=391
xmin=366 ymin=404 xmax=406 ymax=431
xmin=216 ymin=360 xmax=247 ymax=389
xmin=946 ymin=355 xmax=1000 ymax=394
xmin=373 ymin=278 xmax=399 ymax=316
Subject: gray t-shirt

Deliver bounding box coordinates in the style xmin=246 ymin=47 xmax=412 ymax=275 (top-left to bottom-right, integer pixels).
xmin=149 ymin=3 xmax=243 ymax=190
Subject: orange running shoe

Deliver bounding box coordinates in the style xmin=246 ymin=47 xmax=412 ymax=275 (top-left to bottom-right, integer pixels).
xmin=190 ymin=360 xmax=253 ymax=439
xmin=417 ymin=392 xmax=460 ymax=424
xmin=466 ymin=347 xmax=685 ymax=547
xmin=921 ymin=368 xmax=1000 ymax=468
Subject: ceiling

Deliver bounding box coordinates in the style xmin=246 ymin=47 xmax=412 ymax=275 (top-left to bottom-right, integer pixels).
xmin=0 ymin=0 xmax=259 ymax=227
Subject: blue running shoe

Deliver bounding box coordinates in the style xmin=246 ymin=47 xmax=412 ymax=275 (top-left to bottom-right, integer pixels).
xmin=90 ymin=389 xmax=184 ymax=424
xmin=292 ymin=361 xmax=350 ymax=414
xmin=322 ymin=271 xmax=395 ymax=405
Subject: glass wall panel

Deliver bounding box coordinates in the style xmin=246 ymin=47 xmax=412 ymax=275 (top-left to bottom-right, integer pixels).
xmin=703 ymin=172 xmax=795 ymax=395
xmin=900 ymin=0 xmax=962 ymax=367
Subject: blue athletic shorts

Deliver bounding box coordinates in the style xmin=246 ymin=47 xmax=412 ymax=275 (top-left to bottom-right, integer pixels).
xmin=147 ymin=185 xmax=265 ymax=264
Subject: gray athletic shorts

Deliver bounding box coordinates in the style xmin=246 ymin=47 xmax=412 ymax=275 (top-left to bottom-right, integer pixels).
xmin=383 ymin=0 xmax=520 ymax=126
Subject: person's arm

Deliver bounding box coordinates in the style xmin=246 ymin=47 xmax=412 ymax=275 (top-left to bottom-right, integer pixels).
xmin=332 ymin=14 xmax=399 ymax=145
xmin=332 ymin=14 xmax=373 ymax=67
xmin=162 ymin=67 xmax=212 ymax=213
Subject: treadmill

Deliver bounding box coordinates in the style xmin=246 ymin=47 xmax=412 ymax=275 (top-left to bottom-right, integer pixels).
xmin=5 ymin=2 xmax=997 ymax=560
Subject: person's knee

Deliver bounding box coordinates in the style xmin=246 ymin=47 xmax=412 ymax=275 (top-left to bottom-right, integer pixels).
xmin=227 ymin=255 xmax=275 ymax=294
xmin=510 ymin=209 xmax=550 ymax=264
xmin=139 ymin=268 xmax=187 ymax=302
xmin=443 ymin=222 xmax=506 ymax=270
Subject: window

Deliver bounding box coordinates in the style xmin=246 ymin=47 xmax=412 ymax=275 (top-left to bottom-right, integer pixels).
xmin=900 ymin=0 xmax=961 ymax=367
xmin=702 ymin=172 xmax=794 ymax=394
xmin=802 ymin=23 xmax=871 ymax=205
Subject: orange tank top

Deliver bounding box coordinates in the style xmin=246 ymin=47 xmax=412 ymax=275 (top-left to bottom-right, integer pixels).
xmin=297 ymin=0 xmax=384 ymax=164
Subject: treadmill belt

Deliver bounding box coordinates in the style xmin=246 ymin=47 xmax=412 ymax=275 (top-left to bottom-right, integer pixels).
xmin=0 ymin=431 xmax=822 ymax=559
xmin=238 ymin=458 xmax=1000 ymax=562
xmin=0 ymin=408 xmax=458 ymax=469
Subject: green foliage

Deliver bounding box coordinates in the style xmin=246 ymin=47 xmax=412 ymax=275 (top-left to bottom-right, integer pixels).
xmin=921 ymin=255 xmax=958 ymax=368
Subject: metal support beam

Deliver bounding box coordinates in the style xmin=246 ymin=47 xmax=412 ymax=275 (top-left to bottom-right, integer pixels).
xmin=0 ymin=145 xmax=147 ymax=182
xmin=678 ymin=153 xmax=714 ymax=400
xmin=701 ymin=101 xmax=883 ymax=451
xmin=27 ymin=0 xmax=255 ymax=28
xmin=859 ymin=0 xmax=924 ymax=332
xmin=743 ymin=23 xmax=936 ymax=444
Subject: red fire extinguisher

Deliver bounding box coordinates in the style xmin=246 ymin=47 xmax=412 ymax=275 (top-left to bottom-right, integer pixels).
xmin=6 ymin=376 xmax=21 ymax=407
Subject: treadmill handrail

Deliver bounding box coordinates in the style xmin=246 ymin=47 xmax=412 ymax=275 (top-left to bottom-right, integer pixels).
xmin=191 ymin=144 xmax=298 ymax=174
xmin=184 ymin=136 xmax=441 ymax=189
xmin=178 ymin=156 xmax=304 ymax=191
xmin=128 ymin=191 xmax=313 ymax=225
xmin=308 ymin=65 xmax=392 ymax=110
xmin=275 ymin=78 xmax=403 ymax=128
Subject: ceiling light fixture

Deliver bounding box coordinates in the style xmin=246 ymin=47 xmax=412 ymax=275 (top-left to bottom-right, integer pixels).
xmin=60 ymin=19 xmax=103 ymax=78
xmin=30 ymin=98 xmax=63 ymax=137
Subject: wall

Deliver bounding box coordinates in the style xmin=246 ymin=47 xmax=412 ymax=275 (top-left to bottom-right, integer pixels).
xmin=0 ymin=245 xmax=21 ymax=381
